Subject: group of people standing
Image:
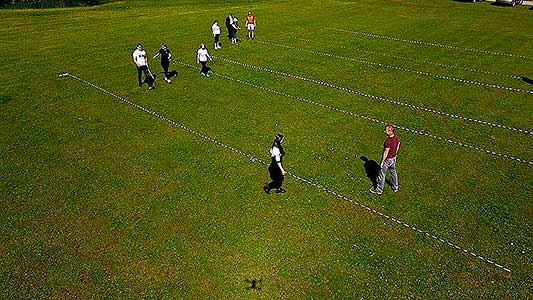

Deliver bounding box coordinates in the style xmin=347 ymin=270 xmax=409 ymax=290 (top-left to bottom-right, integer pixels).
xmin=131 ymin=12 xmax=400 ymax=197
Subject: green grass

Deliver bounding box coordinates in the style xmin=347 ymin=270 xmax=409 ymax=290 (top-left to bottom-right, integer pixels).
xmin=1 ymin=0 xmax=532 ymax=298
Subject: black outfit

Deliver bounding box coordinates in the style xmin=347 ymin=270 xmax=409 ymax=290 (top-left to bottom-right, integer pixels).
xmin=200 ymin=61 xmax=211 ymax=75
xmin=214 ymin=34 xmax=220 ymax=47
xmin=158 ymin=48 xmax=171 ymax=78
xmin=265 ymin=145 xmax=285 ymax=193
xmin=137 ymin=65 xmax=153 ymax=87
xmin=225 ymin=16 xmax=232 ymax=39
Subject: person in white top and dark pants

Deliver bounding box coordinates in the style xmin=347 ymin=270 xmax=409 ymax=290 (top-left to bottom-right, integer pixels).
xmin=196 ymin=43 xmax=212 ymax=77
xmin=264 ymin=134 xmax=287 ymax=194
xmin=212 ymin=20 xmax=222 ymax=50
xmin=132 ymin=44 xmax=154 ymax=90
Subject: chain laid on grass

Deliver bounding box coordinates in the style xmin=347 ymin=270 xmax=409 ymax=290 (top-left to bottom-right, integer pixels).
xmin=58 ymin=71 xmax=512 ymax=274
xmin=258 ymin=40 xmax=532 ymax=94
xmin=329 ymin=28 xmax=530 ymax=60
xmin=213 ymin=56 xmax=533 ymax=136
xmin=292 ymin=37 xmax=523 ymax=80
xmin=176 ymin=61 xmax=532 ymax=166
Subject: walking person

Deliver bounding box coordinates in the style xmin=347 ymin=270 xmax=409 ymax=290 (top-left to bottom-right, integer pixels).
xmin=212 ymin=20 xmax=222 ymax=50
xmin=245 ymin=11 xmax=256 ymax=40
xmin=152 ymin=43 xmax=175 ymax=84
xmin=196 ymin=43 xmax=212 ymax=77
xmin=370 ymin=125 xmax=400 ymax=195
xmin=132 ymin=43 xmax=155 ymax=90
xmin=263 ymin=134 xmax=287 ymax=194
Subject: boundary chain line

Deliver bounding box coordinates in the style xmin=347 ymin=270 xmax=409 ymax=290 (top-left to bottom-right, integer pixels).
xmin=213 ymin=56 xmax=533 ymax=136
xmin=293 ymin=37 xmax=523 ymax=80
xmin=58 ymin=71 xmax=512 ymax=274
xmin=330 ymin=28 xmax=530 ymax=60
xmin=258 ymin=40 xmax=533 ymax=94
xmin=176 ymin=61 xmax=532 ymax=166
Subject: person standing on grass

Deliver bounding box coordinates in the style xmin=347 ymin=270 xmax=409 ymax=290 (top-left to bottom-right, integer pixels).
xmin=196 ymin=43 xmax=212 ymax=77
xmin=264 ymin=134 xmax=287 ymax=194
xmin=225 ymin=13 xmax=234 ymax=43
xmin=132 ymin=43 xmax=154 ymax=90
xmin=370 ymin=124 xmax=400 ymax=195
xmin=152 ymin=43 xmax=174 ymax=84
xmin=245 ymin=11 xmax=256 ymax=40
xmin=231 ymin=17 xmax=241 ymax=44
xmin=212 ymin=20 xmax=222 ymax=50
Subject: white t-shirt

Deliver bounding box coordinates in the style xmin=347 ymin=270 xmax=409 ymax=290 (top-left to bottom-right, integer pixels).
xmin=197 ymin=48 xmax=209 ymax=62
xmin=132 ymin=49 xmax=147 ymax=66
xmin=270 ymin=146 xmax=281 ymax=163
xmin=212 ymin=23 xmax=221 ymax=35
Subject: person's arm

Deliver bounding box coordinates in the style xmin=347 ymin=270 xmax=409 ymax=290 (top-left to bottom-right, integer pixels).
xmin=132 ymin=53 xmax=138 ymax=66
xmin=380 ymin=147 xmax=390 ymax=168
xmin=196 ymin=52 xmax=200 ymax=64
xmin=277 ymin=161 xmax=286 ymax=175
xmin=168 ymin=51 xmax=172 ymax=60
xmin=396 ymin=141 xmax=400 ymax=155
xmin=152 ymin=52 xmax=160 ymax=60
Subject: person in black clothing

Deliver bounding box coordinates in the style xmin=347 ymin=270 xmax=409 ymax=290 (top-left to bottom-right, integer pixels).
xmin=225 ymin=13 xmax=234 ymax=43
xmin=264 ymin=134 xmax=287 ymax=194
xmin=153 ymin=43 xmax=177 ymax=84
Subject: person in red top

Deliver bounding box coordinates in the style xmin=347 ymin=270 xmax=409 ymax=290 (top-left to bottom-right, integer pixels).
xmin=370 ymin=124 xmax=400 ymax=195
xmin=245 ymin=11 xmax=256 ymax=40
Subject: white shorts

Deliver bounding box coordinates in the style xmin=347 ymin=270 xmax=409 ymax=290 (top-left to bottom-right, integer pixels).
xmin=247 ymin=24 xmax=255 ymax=31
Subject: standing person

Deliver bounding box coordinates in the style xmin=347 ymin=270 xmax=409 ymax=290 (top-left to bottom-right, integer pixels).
xmin=263 ymin=134 xmax=287 ymax=194
xmin=245 ymin=11 xmax=256 ymax=40
xmin=225 ymin=13 xmax=234 ymax=44
xmin=132 ymin=43 xmax=155 ymax=90
xmin=152 ymin=43 xmax=174 ymax=84
xmin=370 ymin=125 xmax=400 ymax=195
xmin=231 ymin=17 xmax=241 ymax=44
xmin=196 ymin=43 xmax=212 ymax=77
xmin=212 ymin=20 xmax=222 ymax=50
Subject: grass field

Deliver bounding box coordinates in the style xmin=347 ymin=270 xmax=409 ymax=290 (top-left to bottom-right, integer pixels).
xmin=1 ymin=0 xmax=532 ymax=298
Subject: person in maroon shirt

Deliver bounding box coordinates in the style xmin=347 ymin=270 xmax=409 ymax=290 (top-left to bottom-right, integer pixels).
xmin=370 ymin=124 xmax=400 ymax=195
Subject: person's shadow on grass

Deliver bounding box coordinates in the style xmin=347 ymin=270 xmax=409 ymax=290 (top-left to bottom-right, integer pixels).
xmin=522 ymin=77 xmax=533 ymax=85
xmin=360 ymin=156 xmax=392 ymax=189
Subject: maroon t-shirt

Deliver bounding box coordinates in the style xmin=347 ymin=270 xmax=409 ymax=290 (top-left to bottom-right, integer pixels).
xmin=384 ymin=135 xmax=400 ymax=159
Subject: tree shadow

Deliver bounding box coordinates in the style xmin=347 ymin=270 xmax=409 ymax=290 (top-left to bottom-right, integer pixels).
xmin=522 ymin=77 xmax=533 ymax=85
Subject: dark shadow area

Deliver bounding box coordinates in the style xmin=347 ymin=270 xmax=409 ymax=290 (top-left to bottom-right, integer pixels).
xmin=452 ymin=0 xmax=479 ymax=3
xmin=0 ymin=95 xmax=12 ymax=105
xmin=360 ymin=156 xmax=380 ymax=189
xmin=245 ymin=278 xmax=262 ymax=290
xmin=522 ymin=77 xmax=533 ymax=85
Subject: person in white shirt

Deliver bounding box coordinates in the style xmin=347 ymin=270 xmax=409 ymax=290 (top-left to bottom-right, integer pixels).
xmin=231 ymin=17 xmax=241 ymax=44
xmin=196 ymin=43 xmax=212 ymax=77
xmin=132 ymin=44 xmax=154 ymax=90
xmin=264 ymin=133 xmax=287 ymax=194
xmin=212 ymin=20 xmax=222 ymax=50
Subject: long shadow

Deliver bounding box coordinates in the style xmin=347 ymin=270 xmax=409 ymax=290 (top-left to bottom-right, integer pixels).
xmin=522 ymin=77 xmax=533 ymax=85
xmin=360 ymin=156 xmax=393 ymax=189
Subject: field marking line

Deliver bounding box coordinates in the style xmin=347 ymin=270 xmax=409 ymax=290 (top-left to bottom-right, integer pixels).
xmin=174 ymin=61 xmax=533 ymax=166
xmin=291 ymin=36 xmax=524 ymax=80
xmin=328 ymin=28 xmax=531 ymax=60
xmin=57 ymin=72 xmax=513 ymax=274
xmin=258 ymin=40 xmax=532 ymax=94
xmin=212 ymin=56 xmax=533 ymax=136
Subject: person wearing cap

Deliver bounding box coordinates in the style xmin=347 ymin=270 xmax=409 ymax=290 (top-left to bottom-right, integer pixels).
xmin=263 ymin=133 xmax=287 ymax=194
xmin=370 ymin=124 xmax=400 ymax=195
xmin=196 ymin=43 xmax=212 ymax=77
xmin=245 ymin=11 xmax=256 ymax=40
xmin=231 ymin=16 xmax=241 ymax=44
xmin=132 ymin=44 xmax=154 ymax=90
xmin=153 ymin=43 xmax=174 ymax=84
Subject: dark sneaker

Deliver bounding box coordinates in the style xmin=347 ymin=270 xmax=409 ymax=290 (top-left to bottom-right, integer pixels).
xmin=276 ymin=188 xmax=286 ymax=194
xmin=369 ymin=188 xmax=382 ymax=195
xmin=263 ymin=184 xmax=270 ymax=194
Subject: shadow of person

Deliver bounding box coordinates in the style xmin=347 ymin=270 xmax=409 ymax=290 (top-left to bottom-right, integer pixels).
xmin=522 ymin=77 xmax=533 ymax=85
xmin=360 ymin=156 xmax=380 ymax=189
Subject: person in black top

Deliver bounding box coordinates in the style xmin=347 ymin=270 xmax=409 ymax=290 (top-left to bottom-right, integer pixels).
xmin=263 ymin=133 xmax=287 ymax=194
xmin=153 ymin=43 xmax=177 ymax=84
xmin=225 ymin=13 xmax=233 ymax=43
